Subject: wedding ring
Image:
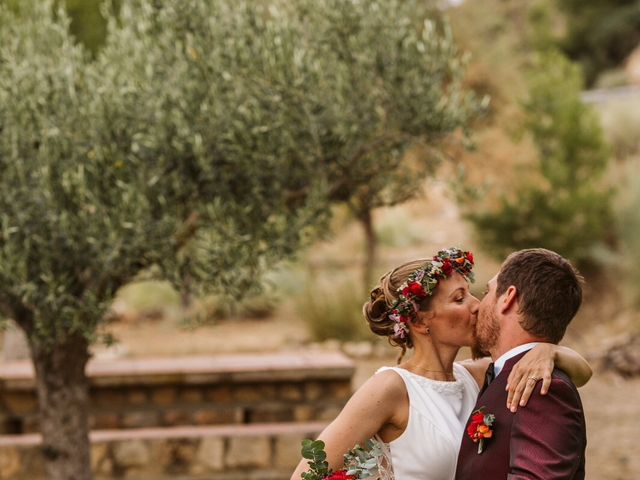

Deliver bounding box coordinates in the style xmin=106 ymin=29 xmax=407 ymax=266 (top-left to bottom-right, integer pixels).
xmin=528 ymin=376 xmax=540 ymax=382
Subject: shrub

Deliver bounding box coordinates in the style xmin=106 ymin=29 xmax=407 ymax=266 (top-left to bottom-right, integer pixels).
xmin=598 ymin=98 xmax=640 ymax=160
xmin=616 ymin=158 xmax=640 ymax=306
xmin=461 ymin=50 xmax=613 ymax=268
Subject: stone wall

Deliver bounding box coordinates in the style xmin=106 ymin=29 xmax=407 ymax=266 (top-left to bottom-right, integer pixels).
xmin=0 ymin=352 xmax=353 ymax=433
xmin=0 ymin=422 xmax=327 ymax=480
xmin=0 ymin=351 xmax=354 ymax=479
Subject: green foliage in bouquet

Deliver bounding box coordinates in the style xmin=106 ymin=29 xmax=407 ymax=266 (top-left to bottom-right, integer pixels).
xmin=301 ymin=438 xmax=385 ymax=479
xmin=344 ymin=439 xmax=385 ymax=478
xmin=301 ymin=440 xmax=331 ymax=480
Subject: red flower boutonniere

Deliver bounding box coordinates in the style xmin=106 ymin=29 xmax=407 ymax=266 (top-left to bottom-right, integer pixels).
xmin=466 ymin=407 xmax=495 ymax=454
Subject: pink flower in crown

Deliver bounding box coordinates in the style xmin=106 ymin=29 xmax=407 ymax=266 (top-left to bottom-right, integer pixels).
xmin=394 ymin=322 xmax=409 ymax=339
xmin=411 ymin=300 xmax=421 ymax=314
xmin=389 ymin=311 xmax=401 ymax=323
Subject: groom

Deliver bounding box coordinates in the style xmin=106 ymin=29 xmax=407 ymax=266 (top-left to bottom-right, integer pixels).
xmin=455 ymin=248 xmax=587 ymax=479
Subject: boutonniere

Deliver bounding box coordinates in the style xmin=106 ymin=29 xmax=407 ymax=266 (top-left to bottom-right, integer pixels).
xmin=466 ymin=407 xmax=495 ymax=454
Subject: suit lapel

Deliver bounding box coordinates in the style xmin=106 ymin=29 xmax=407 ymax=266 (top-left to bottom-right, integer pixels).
xmin=455 ymin=350 xmax=535 ymax=479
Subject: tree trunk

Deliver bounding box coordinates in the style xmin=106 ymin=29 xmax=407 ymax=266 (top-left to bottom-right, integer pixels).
xmin=359 ymin=208 xmax=377 ymax=294
xmin=29 ymin=333 xmax=92 ymax=480
xmin=2 ymin=319 xmax=30 ymax=361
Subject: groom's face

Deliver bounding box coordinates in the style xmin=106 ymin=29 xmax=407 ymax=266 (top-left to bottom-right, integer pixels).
xmin=475 ymin=275 xmax=501 ymax=352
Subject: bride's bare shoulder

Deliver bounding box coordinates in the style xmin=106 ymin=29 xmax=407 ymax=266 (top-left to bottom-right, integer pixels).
xmin=354 ymin=367 xmax=407 ymax=403
xmin=457 ymin=357 xmax=491 ymax=387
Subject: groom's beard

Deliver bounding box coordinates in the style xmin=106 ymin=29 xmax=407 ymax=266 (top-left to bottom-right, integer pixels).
xmin=470 ymin=343 xmax=489 ymax=360
xmin=475 ymin=305 xmax=500 ymax=354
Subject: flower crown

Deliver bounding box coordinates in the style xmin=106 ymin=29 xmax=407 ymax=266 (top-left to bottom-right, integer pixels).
xmin=389 ymin=247 xmax=474 ymax=340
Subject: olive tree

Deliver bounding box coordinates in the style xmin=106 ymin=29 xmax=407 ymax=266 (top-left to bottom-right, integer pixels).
xmin=0 ymin=1 xmax=478 ymax=478
xmin=0 ymin=3 xmax=325 ymax=479
xmin=285 ymin=0 xmax=481 ymax=289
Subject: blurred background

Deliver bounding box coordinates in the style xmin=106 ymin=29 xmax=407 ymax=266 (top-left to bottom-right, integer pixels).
xmin=0 ymin=0 xmax=639 ymax=479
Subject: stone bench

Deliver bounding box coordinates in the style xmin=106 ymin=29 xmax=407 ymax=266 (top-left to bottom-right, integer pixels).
xmin=0 ymin=351 xmax=354 ymax=433
xmin=0 ymin=421 xmax=327 ymax=479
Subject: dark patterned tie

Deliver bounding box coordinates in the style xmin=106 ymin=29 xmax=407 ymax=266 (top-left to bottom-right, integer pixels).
xmin=481 ymin=362 xmax=495 ymax=394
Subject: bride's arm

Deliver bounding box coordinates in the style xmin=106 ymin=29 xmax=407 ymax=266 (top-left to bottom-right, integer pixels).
xmin=505 ymin=343 xmax=592 ymax=411
xmin=459 ymin=344 xmax=592 ymax=410
xmin=289 ymin=370 xmax=406 ymax=480
xmin=458 ymin=356 xmax=492 ymax=388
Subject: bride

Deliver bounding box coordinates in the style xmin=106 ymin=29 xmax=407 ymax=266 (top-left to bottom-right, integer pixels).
xmin=290 ymin=248 xmax=591 ymax=480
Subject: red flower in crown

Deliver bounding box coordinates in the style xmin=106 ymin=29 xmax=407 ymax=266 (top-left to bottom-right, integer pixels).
xmin=442 ymin=258 xmax=453 ymax=275
xmin=408 ymin=281 xmax=427 ymax=298
xmin=389 ymin=248 xmax=475 ymax=334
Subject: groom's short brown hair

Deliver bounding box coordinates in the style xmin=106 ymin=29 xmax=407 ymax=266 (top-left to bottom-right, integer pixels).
xmin=496 ymin=248 xmax=583 ymax=343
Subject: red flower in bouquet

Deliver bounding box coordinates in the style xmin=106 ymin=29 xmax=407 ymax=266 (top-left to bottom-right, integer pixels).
xmin=324 ymin=470 xmax=355 ymax=480
xmin=300 ymin=437 xmax=384 ymax=480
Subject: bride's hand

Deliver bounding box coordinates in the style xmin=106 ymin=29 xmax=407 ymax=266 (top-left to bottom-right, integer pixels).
xmin=505 ymin=343 xmax=592 ymax=412
xmin=505 ymin=344 xmax=554 ymax=412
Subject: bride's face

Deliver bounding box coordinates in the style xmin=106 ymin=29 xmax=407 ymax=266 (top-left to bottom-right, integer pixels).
xmin=420 ymin=272 xmax=479 ymax=348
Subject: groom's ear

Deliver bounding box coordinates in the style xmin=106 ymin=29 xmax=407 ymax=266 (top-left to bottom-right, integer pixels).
xmin=498 ymin=285 xmax=518 ymax=314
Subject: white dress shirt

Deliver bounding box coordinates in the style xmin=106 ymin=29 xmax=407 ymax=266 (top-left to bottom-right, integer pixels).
xmin=493 ymin=342 xmax=541 ymax=378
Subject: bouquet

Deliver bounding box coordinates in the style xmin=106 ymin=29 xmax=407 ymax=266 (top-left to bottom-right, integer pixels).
xmin=300 ymin=438 xmax=393 ymax=480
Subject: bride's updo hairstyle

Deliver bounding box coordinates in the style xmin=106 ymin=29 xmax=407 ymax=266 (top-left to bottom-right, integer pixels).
xmin=363 ymin=248 xmax=475 ymax=363
xmin=363 ymin=259 xmax=430 ymax=362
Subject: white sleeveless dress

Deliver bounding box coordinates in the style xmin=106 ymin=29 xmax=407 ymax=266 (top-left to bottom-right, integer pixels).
xmin=375 ymin=363 xmax=480 ymax=480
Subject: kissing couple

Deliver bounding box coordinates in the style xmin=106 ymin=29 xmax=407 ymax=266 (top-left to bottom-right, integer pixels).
xmin=291 ymin=247 xmax=588 ymax=480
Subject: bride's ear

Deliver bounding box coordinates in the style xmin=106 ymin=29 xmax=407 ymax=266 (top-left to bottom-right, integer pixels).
xmin=413 ymin=311 xmax=433 ymax=335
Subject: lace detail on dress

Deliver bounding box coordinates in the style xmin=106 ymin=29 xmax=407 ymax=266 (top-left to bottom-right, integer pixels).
xmin=373 ymin=435 xmax=395 ymax=480
xmin=400 ymin=369 xmax=464 ymax=398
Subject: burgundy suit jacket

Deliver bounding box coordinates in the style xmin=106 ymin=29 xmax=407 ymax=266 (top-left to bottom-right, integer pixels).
xmin=455 ymin=351 xmax=586 ymax=479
